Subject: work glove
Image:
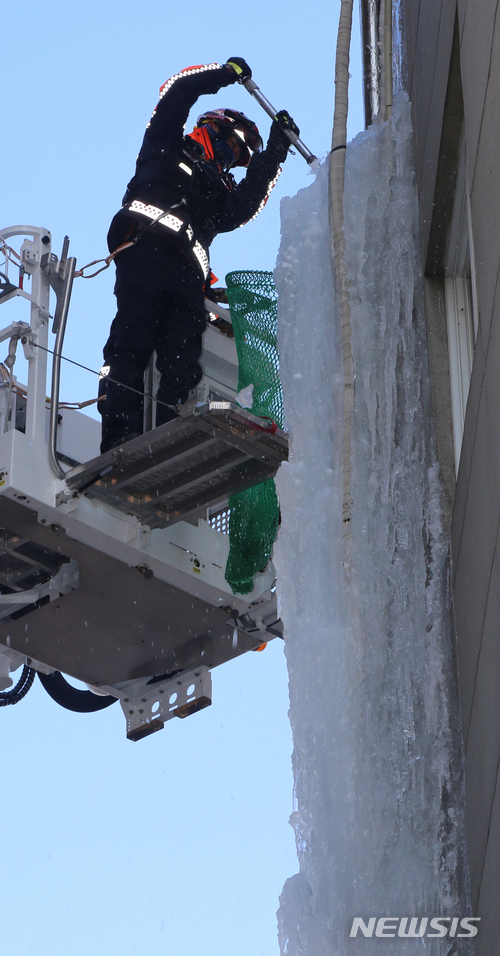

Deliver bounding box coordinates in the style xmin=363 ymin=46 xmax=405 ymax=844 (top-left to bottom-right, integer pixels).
xmin=225 ymin=57 xmax=252 ymax=82
xmin=266 ymin=110 xmax=300 ymax=163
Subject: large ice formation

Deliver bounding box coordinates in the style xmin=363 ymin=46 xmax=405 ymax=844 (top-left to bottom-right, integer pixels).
xmin=273 ymin=94 xmax=472 ymax=955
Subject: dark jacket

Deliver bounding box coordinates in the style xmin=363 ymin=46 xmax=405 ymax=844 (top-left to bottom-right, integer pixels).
xmin=108 ymin=63 xmax=283 ymax=256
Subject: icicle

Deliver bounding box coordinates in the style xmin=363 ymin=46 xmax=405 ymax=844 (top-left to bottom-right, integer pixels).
xmin=274 ymin=94 xmax=472 ymax=955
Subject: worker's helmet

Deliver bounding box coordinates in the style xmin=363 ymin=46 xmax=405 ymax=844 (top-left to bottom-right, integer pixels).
xmin=195 ymin=108 xmax=263 ymax=167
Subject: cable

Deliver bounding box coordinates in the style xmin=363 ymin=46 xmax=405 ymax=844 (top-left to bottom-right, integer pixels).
xmin=0 ymin=663 xmax=36 ymax=707
xmin=0 ymin=363 xmax=98 ymax=412
xmin=32 ymin=342 xmax=177 ymax=412
xmin=38 ymin=671 xmax=118 ymax=713
xmin=0 ymin=238 xmax=22 ymax=264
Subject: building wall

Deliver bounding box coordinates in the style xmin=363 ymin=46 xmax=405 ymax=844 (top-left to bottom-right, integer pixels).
xmin=403 ymin=1 xmax=500 ymax=951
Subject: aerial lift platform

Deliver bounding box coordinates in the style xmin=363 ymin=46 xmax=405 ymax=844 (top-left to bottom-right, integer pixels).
xmin=0 ymin=226 xmax=288 ymax=739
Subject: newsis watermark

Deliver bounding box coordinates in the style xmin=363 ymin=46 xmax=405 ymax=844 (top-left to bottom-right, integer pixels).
xmin=350 ymin=917 xmax=480 ymax=939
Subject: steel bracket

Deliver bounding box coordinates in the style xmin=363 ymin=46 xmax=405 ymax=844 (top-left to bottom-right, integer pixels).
xmin=119 ymin=665 xmax=212 ymax=741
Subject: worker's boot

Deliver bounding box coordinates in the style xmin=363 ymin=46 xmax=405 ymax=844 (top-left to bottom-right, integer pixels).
xmin=107 ymin=431 xmax=142 ymax=452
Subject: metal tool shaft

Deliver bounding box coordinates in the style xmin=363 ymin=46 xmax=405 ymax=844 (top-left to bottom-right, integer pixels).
xmin=243 ymin=78 xmax=317 ymax=165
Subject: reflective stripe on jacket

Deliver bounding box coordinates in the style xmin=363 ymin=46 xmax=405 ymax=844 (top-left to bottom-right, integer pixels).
xmin=123 ymin=199 xmax=210 ymax=281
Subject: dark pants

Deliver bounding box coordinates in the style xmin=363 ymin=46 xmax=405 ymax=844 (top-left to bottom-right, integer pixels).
xmin=99 ymin=233 xmax=206 ymax=453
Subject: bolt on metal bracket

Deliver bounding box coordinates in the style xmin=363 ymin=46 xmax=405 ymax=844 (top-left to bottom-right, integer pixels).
xmin=121 ymin=665 xmax=212 ymax=742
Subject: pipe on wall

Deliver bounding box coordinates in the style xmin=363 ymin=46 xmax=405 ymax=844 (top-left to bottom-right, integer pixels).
xmin=360 ymin=0 xmax=381 ymax=126
xmin=329 ymin=0 xmax=355 ymax=549
xmin=330 ymin=0 xmax=393 ymax=561
xmin=360 ymin=0 xmax=393 ymax=125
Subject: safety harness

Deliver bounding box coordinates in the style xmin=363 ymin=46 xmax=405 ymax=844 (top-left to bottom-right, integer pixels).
xmin=121 ymin=132 xmax=235 ymax=283
xmin=123 ymin=198 xmax=210 ymax=281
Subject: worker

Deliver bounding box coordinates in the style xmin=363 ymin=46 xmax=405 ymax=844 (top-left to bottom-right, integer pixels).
xmin=99 ymin=58 xmax=298 ymax=453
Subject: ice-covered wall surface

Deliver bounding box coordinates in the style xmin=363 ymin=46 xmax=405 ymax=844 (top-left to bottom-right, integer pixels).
xmin=274 ymin=95 xmax=472 ymax=955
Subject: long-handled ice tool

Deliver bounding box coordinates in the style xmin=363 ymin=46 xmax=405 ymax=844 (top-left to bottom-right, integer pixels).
xmin=242 ymin=77 xmax=317 ymax=165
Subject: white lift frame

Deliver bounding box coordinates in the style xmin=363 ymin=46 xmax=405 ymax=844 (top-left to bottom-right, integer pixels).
xmin=0 ymin=226 xmax=286 ymax=738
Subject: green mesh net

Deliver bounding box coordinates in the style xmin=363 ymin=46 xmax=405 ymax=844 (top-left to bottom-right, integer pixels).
xmin=224 ymin=271 xmax=283 ymax=595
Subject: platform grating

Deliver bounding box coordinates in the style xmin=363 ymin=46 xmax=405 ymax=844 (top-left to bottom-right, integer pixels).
xmin=65 ymin=402 xmax=288 ymax=530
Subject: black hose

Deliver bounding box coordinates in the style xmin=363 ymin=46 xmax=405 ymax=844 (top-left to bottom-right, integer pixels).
xmin=38 ymin=671 xmax=118 ymax=713
xmin=0 ymin=664 xmax=36 ymax=706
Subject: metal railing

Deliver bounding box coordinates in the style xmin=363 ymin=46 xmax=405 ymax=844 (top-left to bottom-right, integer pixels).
xmin=0 ymin=227 xmax=76 ymax=480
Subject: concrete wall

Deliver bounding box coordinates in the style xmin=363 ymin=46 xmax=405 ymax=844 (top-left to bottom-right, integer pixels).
xmin=403 ymin=1 xmax=500 ymax=951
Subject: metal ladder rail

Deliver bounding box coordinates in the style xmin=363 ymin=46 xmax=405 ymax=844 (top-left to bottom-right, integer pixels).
xmin=42 ymin=237 xmax=77 ymax=479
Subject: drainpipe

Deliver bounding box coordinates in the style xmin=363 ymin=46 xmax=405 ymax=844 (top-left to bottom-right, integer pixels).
xmin=360 ymin=0 xmax=393 ymax=125
xmin=383 ymin=0 xmax=393 ymax=119
xmin=329 ymin=0 xmax=355 ymax=548
xmin=330 ymin=0 xmax=393 ymax=558
xmin=361 ymin=0 xmax=381 ymax=126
